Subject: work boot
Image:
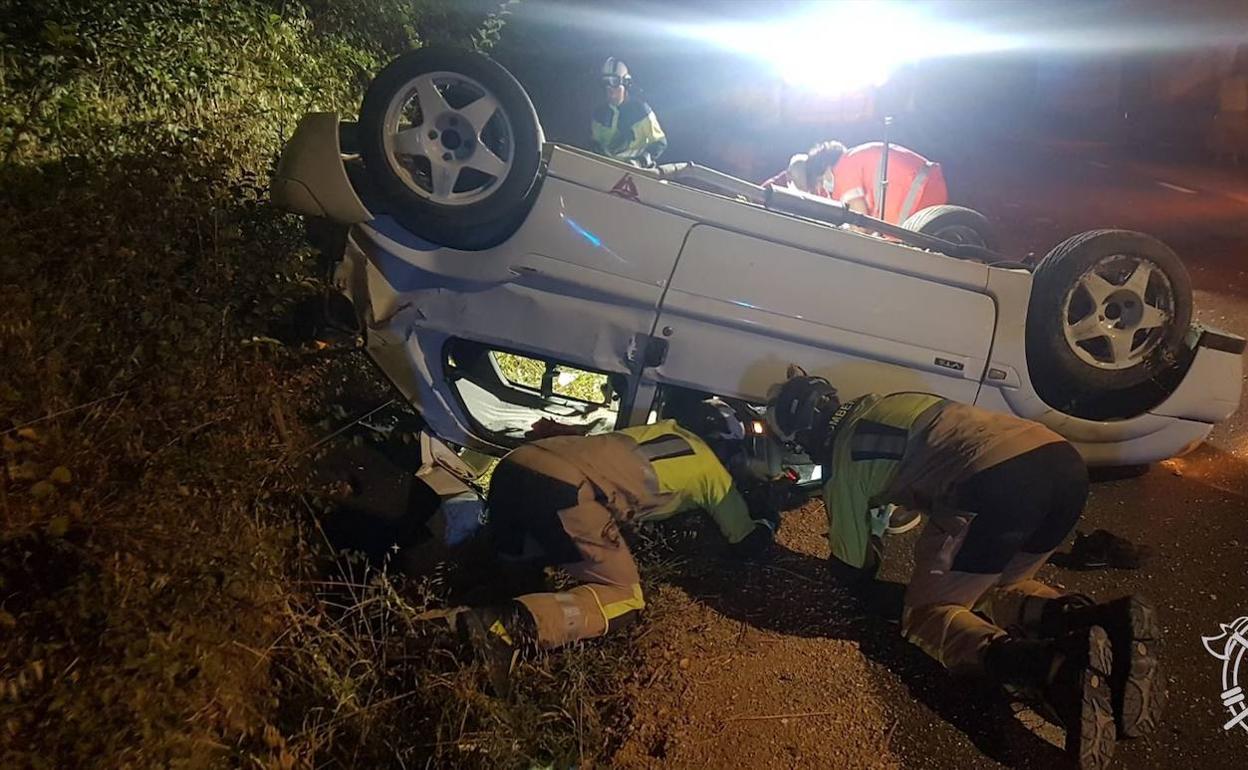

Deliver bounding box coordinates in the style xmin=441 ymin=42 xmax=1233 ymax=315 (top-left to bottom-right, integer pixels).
xmin=1041 ymin=593 xmax=1165 ymax=738
xmin=984 ymin=627 xmax=1116 ymax=770
xmin=885 ymin=506 xmax=922 ymax=535
xmin=451 ymin=601 xmax=537 ymax=696
xmin=1068 ymin=529 xmax=1154 ymax=570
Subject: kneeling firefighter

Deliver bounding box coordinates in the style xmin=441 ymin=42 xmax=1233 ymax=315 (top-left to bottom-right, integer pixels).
xmin=455 ymin=400 xmax=780 ymax=660
xmin=766 ymin=376 xmax=1163 ymax=770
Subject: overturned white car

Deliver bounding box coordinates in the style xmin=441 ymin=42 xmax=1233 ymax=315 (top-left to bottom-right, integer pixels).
xmin=272 ymin=48 xmax=1243 ymax=467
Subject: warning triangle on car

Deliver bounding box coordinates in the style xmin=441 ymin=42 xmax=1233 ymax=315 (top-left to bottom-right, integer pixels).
xmin=610 ymin=174 xmax=640 ymax=202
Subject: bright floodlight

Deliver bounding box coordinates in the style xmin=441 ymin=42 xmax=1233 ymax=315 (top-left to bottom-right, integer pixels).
xmin=688 ymin=1 xmax=1015 ymax=96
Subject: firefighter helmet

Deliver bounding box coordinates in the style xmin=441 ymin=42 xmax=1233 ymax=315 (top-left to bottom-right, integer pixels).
xmin=601 ymin=57 xmax=632 ymax=88
xmin=683 ymin=398 xmax=746 ymax=443
xmin=765 ymin=375 xmax=840 ymax=450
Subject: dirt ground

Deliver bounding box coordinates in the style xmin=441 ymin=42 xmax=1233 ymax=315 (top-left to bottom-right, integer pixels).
xmin=614 ymin=504 xmax=903 ymax=770
xmin=605 ymin=446 xmax=1248 ymax=770
xmin=608 ymin=488 xmax=1151 ymax=770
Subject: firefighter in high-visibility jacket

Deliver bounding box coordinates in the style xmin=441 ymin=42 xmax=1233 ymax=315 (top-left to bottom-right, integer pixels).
xmin=765 ymin=140 xmax=948 ymax=224
xmin=766 ymin=376 xmax=1164 ymax=770
xmin=831 ymin=141 xmax=948 ymax=224
xmin=454 ymin=401 xmax=777 ymax=658
xmin=590 ymin=57 xmax=667 ymax=167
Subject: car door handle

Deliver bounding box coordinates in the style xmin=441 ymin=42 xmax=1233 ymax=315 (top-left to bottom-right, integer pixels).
xmin=508 ymin=264 xmax=539 ymax=277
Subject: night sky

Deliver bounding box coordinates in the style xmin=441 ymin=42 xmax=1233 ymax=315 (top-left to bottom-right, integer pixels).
xmin=488 ymin=0 xmax=1248 ymax=180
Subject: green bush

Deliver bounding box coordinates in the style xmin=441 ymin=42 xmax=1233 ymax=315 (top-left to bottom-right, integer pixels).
xmin=1 ymin=0 xmax=399 ymax=170
xmin=0 ymin=2 xmax=586 ymax=768
xmin=0 ymin=0 xmax=519 ymax=170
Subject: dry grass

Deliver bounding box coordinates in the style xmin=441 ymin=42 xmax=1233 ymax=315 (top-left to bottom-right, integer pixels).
xmin=0 ymin=5 xmax=655 ymax=766
xmin=0 ymin=150 xmax=327 ymax=766
xmin=0 ymin=155 xmax=656 ymax=768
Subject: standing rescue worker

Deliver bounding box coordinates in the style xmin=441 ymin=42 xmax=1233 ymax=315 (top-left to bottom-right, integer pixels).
xmin=455 ymin=401 xmax=776 ymax=661
xmin=591 ymin=57 xmax=667 ymax=167
xmin=766 ymin=376 xmax=1163 ymax=770
xmin=829 ymin=141 xmax=947 ymax=224
xmin=764 ymin=140 xmax=948 ymax=224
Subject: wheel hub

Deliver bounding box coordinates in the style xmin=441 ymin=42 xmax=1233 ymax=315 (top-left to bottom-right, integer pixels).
xmin=382 ymin=70 xmax=513 ymax=205
xmin=1101 ymin=288 xmax=1142 ymax=327
xmin=433 ymin=112 xmax=474 ymax=158
xmin=1061 ymin=255 xmax=1174 ymax=371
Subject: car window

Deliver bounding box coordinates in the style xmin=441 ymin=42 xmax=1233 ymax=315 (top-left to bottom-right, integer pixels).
xmin=444 ymin=339 xmax=624 ymax=446
xmin=493 ymin=352 xmax=613 ymax=406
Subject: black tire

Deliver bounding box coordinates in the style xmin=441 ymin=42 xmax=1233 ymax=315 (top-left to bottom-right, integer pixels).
xmin=1026 ymin=229 xmax=1192 ymax=399
xmin=359 ymin=47 xmax=543 ymax=251
xmin=901 ymin=204 xmax=999 ymax=252
xmin=1088 ymin=464 xmax=1150 ymax=482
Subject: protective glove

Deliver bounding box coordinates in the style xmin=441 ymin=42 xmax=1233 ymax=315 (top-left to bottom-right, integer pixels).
xmin=871 ymin=503 xmax=922 ymax=536
xmin=869 ymin=504 xmax=895 ymax=539
xmin=826 ymin=535 xmax=883 ymax=595
xmin=755 ymin=504 xmax=782 ymax=534
xmin=729 ymin=519 xmax=776 ymax=560
xmin=741 ymin=477 xmax=803 ymax=532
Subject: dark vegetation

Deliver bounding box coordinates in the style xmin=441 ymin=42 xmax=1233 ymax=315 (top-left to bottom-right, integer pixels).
xmin=0 ymin=1 xmax=644 ymax=766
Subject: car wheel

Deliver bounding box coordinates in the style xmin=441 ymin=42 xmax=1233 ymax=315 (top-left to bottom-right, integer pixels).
xmin=1027 ymin=229 xmax=1192 ymax=398
xmin=901 ymin=204 xmax=999 ymax=252
xmin=1088 ymin=464 xmax=1150 ymax=482
xmin=359 ymin=47 xmax=543 ymax=250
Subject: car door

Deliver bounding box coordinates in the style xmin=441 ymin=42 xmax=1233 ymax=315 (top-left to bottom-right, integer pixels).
xmin=345 ymin=154 xmax=697 ymax=447
xmin=646 ymin=223 xmax=997 ymax=405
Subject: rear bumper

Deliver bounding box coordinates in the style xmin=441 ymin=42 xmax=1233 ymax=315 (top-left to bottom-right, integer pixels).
xmin=1021 ymin=333 xmax=1243 ymax=465
xmin=271 ymin=112 xmax=372 ymax=224
xmin=1063 ymin=417 xmax=1212 ymax=466
xmin=1149 ymin=328 xmax=1244 ymax=424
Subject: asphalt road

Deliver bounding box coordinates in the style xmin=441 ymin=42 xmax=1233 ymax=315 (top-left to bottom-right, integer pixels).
xmin=883 ymin=140 xmax=1248 ymax=768
xmin=960 ymin=138 xmax=1248 ymax=462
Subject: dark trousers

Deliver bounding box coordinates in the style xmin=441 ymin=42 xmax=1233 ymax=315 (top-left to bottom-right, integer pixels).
xmin=902 ymin=442 xmax=1088 ymax=672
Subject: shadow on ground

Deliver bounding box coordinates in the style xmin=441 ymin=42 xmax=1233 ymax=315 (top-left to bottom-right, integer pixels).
xmin=646 ymin=526 xmax=1070 ymax=769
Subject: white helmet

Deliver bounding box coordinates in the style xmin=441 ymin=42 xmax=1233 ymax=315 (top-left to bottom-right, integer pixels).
xmin=601 ymin=57 xmax=631 ymax=88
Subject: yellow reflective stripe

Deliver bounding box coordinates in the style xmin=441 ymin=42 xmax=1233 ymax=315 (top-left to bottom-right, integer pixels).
xmin=897 ymin=162 xmax=932 ymax=223
xmin=600 ymin=583 xmax=645 ymax=620
xmin=591 ymin=121 xmax=613 ymax=149
xmin=637 ymin=435 xmax=695 ymax=462
xmin=488 ymin=618 xmax=514 ymax=646
xmin=583 ymin=583 xmax=645 ymax=634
